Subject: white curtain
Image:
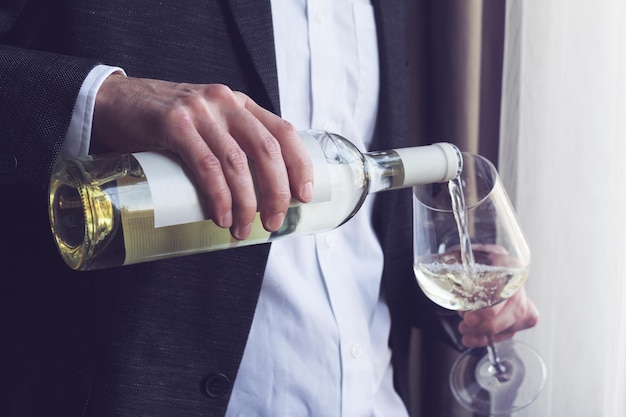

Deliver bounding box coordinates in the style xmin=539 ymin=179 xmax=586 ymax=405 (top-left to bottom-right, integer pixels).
xmin=500 ymin=1 xmax=626 ymax=416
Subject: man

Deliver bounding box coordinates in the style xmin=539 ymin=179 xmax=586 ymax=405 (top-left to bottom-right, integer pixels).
xmin=0 ymin=1 xmax=538 ymax=416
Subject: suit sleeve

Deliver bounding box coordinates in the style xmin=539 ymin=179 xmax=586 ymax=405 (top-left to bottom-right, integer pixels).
xmin=0 ymin=43 xmax=99 ymax=200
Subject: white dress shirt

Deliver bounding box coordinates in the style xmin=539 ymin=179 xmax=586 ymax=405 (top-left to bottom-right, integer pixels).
xmin=63 ymin=1 xmax=409 ymax=415
xmin=228 ymin=1 xmax=408 ymax=416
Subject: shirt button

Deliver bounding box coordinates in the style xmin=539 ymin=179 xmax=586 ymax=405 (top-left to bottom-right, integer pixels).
xmin=351 ymin=343 xmax=363 ymax=358
xmin=0 ymin=153 xmax=17 ymax=174
xmin=324 ymin=233 xmax=335 ymax=249
xmin=203 ymin=373 xmax=231 ymax=398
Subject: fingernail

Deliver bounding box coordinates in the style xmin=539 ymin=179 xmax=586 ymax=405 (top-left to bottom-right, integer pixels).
xmin=220 ymin=211 xmax=233 ymax=228
xmin=266 ymin=213 xmax=285 ymax=232
xmin=232 ymin=223 xmax=252 ymax=240
xmin=300 ymin=181 xmax=314 ymax=202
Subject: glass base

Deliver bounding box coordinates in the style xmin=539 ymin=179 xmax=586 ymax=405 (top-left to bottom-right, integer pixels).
xmin=449 ymin=339 xmax=547 ymax=416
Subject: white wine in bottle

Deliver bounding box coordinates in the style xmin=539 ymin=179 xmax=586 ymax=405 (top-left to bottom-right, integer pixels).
xmin=49 ymin=130 xmax=462 ymax=270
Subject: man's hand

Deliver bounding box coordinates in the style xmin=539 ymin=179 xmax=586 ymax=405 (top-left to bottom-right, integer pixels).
xmin=458 ymin=286 xmax=540 ymax=348
xmin=92 ymin=73 xmax=314 ymax=240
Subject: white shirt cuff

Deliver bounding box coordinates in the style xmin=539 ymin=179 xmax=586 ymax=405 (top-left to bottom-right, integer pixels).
xmin=61 ymin=64 xmax=126 ymax=158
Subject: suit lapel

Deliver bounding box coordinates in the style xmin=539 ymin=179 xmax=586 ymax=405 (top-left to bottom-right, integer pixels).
xmin=223 ymin=0 xmax=407 ymax=136
xmin=224 ymin=0 xmax=281 ymax=114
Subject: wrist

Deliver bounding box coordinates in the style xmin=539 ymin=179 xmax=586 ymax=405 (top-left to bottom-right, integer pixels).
xmin=61 ymin=65 xmax=126 ymax=158
xmin=91 ymin=71 xmax=127 ymax=154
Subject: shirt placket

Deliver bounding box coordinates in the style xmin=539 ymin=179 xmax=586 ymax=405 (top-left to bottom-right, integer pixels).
xmin=308 ymin=1 xmax=374 ymax=415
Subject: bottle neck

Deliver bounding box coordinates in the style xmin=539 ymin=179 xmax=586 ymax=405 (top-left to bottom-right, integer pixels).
xmin=364 ymin=143 xmax=463 ymax=194
xmin=364 ymin=150 xmax=407 ymax=194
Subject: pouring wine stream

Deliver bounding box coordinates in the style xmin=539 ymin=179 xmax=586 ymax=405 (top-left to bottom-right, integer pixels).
xmin=448 ymin=177 xmax=510 ymax=382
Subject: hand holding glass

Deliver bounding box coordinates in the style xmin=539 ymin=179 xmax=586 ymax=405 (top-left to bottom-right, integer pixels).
xmin=413 ymin=153 xmax=546 ymax=415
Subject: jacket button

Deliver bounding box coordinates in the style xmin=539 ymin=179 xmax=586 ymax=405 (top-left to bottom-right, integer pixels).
xmin=203 ymin=373 xmax=231 ymax=398
xmin=0 ymin=153 xmax=17 ymax=174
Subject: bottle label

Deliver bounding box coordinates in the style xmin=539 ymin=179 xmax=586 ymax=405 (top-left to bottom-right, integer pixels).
xmin=134 ymin=133 xmax=331 ymax=228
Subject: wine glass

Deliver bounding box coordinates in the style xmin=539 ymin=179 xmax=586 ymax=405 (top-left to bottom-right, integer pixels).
xmin=412 ymin=152 xmax=546 ymax=415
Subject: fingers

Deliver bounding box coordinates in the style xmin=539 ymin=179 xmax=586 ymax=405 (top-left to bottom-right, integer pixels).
xmin=171 ymin=85 xmax=298 ymax=238
xmin=93 ymin=77 xmax=314 ymax=240
xmin=221 ymin=95 xmax=293 ymax=233
xmin=200 ymin=86 xmax=314 ymax=235
xmin=459 ymin=287 xmax=539 ymax=348
xmin=241 ymin=94 xmax=315 ymax=203
xmin=176 ymin=116 xmax=256 ymax=238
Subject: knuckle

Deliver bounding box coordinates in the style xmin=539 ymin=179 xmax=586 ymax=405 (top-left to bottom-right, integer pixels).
xmin=223 ymin=146 xmax=249 ymax=172
xmin=212 ymin=187 xmax=233 ymax=208
xmin=195 ymin=152 xmax=223 ymax=176
xmin=273 ymin=118 xmax=298 ymax=138
xmin=209 ymin=190 xmax=234 ymax=222
xmin=259 ymin=186 xmax=291 ymax=213
xmin=525 ymin=312 xmax=539 ymax=329
xmin=192 ymin=156 xmax=232 ymax=214
xmin=164 ymin=104 xmax=195 ymax=130
xmin=259 ymin=185 xmax=291 ymax=207
xmin=257 ymin=131 xmax=283 ymax=159
xmin=235 ymin=199 xmax=258 ymax=217
xmin=174 ymin=85 xmax=208 ymax=110
xmin=206 ymin=83 xmax=231 ymax=96
xmin=232 ymin=90 xmax=251 ymax=104
xmin=205 ymin=84 xmax=240 ymax=106
xmin=272 ymin=187 xmax=292 ymax=203
xmin=161 ymin=107 xmax=195 ymax=149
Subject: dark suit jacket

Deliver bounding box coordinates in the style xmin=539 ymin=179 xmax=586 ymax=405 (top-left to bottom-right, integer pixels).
xmin=0 ymin=1 xmax=451 ymax=416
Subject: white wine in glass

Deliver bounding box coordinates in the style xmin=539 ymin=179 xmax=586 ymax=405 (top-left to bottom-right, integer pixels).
xmin=413 ymin=152 xmax=546 ymax=415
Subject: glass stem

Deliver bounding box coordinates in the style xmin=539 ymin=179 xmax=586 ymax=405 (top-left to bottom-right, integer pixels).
xmin=487 ymin=336 xmax=509 ymax=381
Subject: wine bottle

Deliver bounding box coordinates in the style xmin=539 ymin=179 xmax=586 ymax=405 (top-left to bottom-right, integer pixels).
xmin=49 ymin=130 xmax=462 ymax=270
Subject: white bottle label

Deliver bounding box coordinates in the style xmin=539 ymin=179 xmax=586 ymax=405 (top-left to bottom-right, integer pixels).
xmin=134 ymin=133 xmax=331 ymax=228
